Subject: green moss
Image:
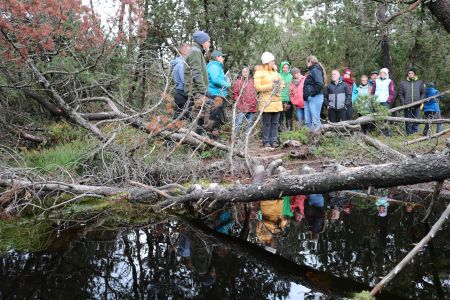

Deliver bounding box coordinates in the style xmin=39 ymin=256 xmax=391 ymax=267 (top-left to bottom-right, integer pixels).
xmin=279 ymin=127 xmax=309 ymax=144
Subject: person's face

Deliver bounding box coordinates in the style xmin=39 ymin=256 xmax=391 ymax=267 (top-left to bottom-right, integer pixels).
xmin=306 ymin=61 xmax=312 ymax=67
xmin=282 ymin=64 xmax=289 ymax=73
xmin=202 ymin=40 xmax=210 ymax=50
xmin=361 ymin=77 xmax=368 ymax=85
xmin=242 ymin=67 xmax=249 ymax=78
xmin=216 ymin=55 xmax=224 ymax=64
xmin=378 ymin=205 xmax=385 ymax=213
xmin=407 ymin=71 xmax=416 ymax=79
xmin=331 ymin=70 xmax=340 ymax=82
xmin=380 ymin=71 xmax=387 ymax=79
xmin=180 ymin=45 xmax=191 ymax=57
xmin=343 ymin=72 xmax=351 ymax=79
xmin=371 ymin=73 xmax=378 ymax=81
xmin=294 ymin=72 xmax=302 ymax=79
xmin=406 ymin=205 xmax=413 ymax=213
xmin=268 ymin=60 xmax=275 ymax=68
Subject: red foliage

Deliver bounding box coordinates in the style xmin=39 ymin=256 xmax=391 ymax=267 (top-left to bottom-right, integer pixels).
xmin=0 ymin=0 xmax=104 ymax=61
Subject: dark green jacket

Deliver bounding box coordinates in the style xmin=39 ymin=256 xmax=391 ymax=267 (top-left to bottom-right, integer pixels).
xmin=184 ymin=42 xmax=209 ymax=97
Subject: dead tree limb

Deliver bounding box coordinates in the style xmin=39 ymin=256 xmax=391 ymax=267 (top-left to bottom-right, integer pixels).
xmin=421 ymin=180 xmax=444 ymax=223
xmin=388 ymin=90 xmax=450 ymax=114
xmin=157 ymin=154 xmax=450 ymax=208
xmin=357 ymin=132 xmax=408 ymax=161
xmin=405 ymin=128 xmax=450 ymax=145
xmin=370 ymin=202 xmax=450 ymax=297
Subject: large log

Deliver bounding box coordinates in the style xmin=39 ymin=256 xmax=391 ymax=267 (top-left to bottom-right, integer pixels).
xmin=157 ymin=154 xmax=450 ymax=208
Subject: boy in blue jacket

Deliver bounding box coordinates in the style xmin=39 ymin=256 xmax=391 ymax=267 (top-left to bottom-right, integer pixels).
xmin=423 ymin=82 xmax=444 ymax=135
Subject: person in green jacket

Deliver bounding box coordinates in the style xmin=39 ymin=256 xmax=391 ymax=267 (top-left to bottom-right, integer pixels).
xmin=279 ymin=61 xmax=293 ymax=131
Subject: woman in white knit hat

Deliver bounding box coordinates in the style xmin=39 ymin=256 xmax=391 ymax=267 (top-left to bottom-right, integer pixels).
xmin=254 ymin=52 xmax=284 ymax=148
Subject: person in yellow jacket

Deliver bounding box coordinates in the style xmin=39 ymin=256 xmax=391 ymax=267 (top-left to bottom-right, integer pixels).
xmin=254 ymin=52 xmax=284 ymax=148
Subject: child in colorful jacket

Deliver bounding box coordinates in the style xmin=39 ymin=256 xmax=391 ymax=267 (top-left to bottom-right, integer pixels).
xmin=289 ymin=67 xmax=306 ymax=128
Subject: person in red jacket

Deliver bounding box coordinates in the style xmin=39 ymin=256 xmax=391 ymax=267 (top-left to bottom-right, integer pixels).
xmin=289 ymin=67 xmax=306 ymax=128
xmin=232 ymin=66 xmax=258 ymax=135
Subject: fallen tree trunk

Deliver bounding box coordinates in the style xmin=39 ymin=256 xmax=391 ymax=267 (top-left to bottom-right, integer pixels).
xmin=157 ymin=154 xmax=450 ymax=208
xmin=357 ymin=132 xmax=408 ymax=161
xmin=405 ymin=127 xmax=450 ymax=145
xmin=388 ymin=90 xmax=450 ymax=114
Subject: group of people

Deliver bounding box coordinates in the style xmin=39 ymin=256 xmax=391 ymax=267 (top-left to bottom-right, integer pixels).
xmin=171 ymin=30 xmax=445 ymax=148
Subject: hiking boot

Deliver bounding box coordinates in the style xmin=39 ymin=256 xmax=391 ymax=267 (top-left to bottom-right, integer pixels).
xmin=264 ymin=143 xmax=272 ymax=149
xmin=272 ymin=142 xmax=279 ymax=148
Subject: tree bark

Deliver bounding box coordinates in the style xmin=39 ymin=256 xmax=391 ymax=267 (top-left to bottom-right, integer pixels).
xmin=428 ymin=0 xmax=450 ymax=33
xmin=157 ymin=154 xmax=450 ymax=208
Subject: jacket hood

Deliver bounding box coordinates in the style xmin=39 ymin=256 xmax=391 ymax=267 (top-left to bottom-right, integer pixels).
xmin=407 ymin=76 xmax=419 ymax=81
xmin=207 ymin=60 xmax=223 ymax=68
xmin=279 ymin=61 xmax=291 ymax=73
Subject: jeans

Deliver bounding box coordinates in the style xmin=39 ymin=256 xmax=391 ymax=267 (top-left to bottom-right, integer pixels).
xmin=234 ymin=112 xmax=255 ymax=134
xmin=304 ymin=94 xmax=324 ymax=132
xmin=423 ymin=111 xmax=443 ymax=135
xmin=296 ymin=108 xmax=305 ymax=126
xmin=404 ymin=106 xmax=420 ymax=135
xmin=262 ymin=112 xmax=280 ymax=146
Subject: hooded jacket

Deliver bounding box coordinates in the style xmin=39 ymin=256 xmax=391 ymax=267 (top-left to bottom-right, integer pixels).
xmin=423 ymin=87 xmax=442 ymax=112
xmin=254 ymin=65 xmax=283 ymax=113
xmin=326 ymin=80 xmax=351 ymax=109
xmin=232 ymin=76 xmax=258 ymax=112
xmin=207 ymin=60 xmax=231 ymax=97
xmin=303 ymin=64 xmax=324 ymax=100
xmin=171 ymin=56 xmax=185 ymax=92
xmin=371 ymin=75 xmax=395 ymax=104
xmin=184 ymin=42 xmax=209 ymax=97
xmin=398 ymin=76 xmax=426 ymax=105
xmin=279 ymin=61 xmax=292 ymax=103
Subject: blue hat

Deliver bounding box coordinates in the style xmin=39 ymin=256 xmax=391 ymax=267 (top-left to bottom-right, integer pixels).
xmin=211 ymin=50 xmax=226 ymax=58
xmin=193 ymin=31 xmax=210 ymax=45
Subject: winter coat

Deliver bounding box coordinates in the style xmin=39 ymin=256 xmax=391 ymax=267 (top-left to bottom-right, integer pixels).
xmin=398 ymin=76 xmax=426 ymax=105
xmin=207 ymin=60 xmax=231 ymax=97
xmin=289 ymin=77 xmax=306 ymax=108
xmin=254 ymin=65 xmax=283 ymax=113
xmin=171 ymin=56 xmax=185 ymax=92
xmin=371 ymin=77 xmax=395 ymax=104
xmin=184 ymin=42 xmax=209 ymax=97
xmin=423 ymin=87 xmax=442 ymax=112
xmin=325 ymin=80 xmax=351 ymax=109
xmin=303 ymin=64 xmax=324 ymax=100
xmin=279 ymin=61 xmax=292 ymax=103
xmin=232 ymin=76 xmax=258 ymax=113
xmin=343 ymin=78 xmax=358 ymax=103
xmin=357 ymin=84 xmax=371 ymax=98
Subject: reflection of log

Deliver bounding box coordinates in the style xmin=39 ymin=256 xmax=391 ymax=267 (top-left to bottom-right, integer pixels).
xmin=370 ymin=202 xmax=450 ymax=296
xmin=341 ymin=191 xmax=423 ymax=207
xmin=158 ymin=154 xmax=450 ymax=208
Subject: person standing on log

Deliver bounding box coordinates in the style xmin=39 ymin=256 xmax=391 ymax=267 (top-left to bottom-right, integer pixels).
xmin=279 ymin=61 xmax=293 ymax=131
xmin=207 ymin=50 xmax=231 ymax=139
xmin=303 ymin=55 xmax=326 ymax=132
xmin=254 ymin=52 xmax=284 ymax=148
xmin=325 ymin=70 xmax=351 ymax=123
xmin=184 ymin=30 xmax=214 ymax=135
xmin=171 ymin=43 xmax=191 ymax=120
xmin=398 ymin=68 xmax=426 ymax=135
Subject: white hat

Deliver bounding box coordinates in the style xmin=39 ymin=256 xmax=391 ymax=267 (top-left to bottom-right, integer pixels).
xmin=261 ymin=52 xmax=275 ymax=64
xmin=379 ymin=68 xmax=389 ymax=78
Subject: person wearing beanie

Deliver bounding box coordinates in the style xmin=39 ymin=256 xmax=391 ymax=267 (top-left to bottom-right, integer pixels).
xmin=423 ymin=81 xmax=444 ymax=135
xmin=398 ymin=68 xmax=426 ymax=135
xmin=279 ymin=61 xmax=293 ymax=131
xmin=303 ymin=55 xmax=327 ymax=132
xmin=369 ymin=70 xmax=379 ymax=87
xmin=184 ymin=30 xmax=211 ymax=134
xmin=254 ymin=51 xmax=283 ymax=148
xmin=289 ymin=67 xmax=306 ymax=127
xmin=342 ymin=67 xmax=358 ymax=120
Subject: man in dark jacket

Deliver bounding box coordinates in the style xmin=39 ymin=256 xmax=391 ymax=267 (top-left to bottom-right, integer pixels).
xmin=183 ymin=30 xmax=214 ymax=134
xmin=398 ymin=68 xmax=426 ymax=135
xmin=326 ymin=70 xmax=351 ymax=122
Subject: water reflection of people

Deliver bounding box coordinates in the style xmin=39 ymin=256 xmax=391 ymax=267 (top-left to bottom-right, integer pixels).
xmin=305 ymin=194 xmax=325 ymax=240
xmin=328 ymin=196 xmax=353 ymax=221
xmin=177 ymin=232 xmax=216 ymax=287
xmin=290 ymin=195 xmax=305 ymax=221
xmin=254 ymin=199 xmax=290 ymax=249
xmin=375 ymin=197 xmax=389 ymax=217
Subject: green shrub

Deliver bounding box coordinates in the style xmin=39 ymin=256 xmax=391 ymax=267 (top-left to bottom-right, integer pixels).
xmin=48 ymin=122 xmax=87 ymax=143
xmin=279 ymin=126 xmax=309 ymax=144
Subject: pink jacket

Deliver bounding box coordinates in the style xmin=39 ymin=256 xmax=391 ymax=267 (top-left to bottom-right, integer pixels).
xmin=232 ymin=77 xmax=258 ymax=112
xmin=289 ymin=77 xmax=306 ymax=108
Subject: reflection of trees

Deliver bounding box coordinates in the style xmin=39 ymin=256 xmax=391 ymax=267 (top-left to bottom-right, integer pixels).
xmin=0 ymin=219 xmax=295 ymax=299
xmin=278 ymin=205 xmax=450 ymax=299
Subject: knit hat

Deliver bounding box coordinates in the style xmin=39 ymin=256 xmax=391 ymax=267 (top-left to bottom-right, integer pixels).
xmin=379 ymin=68 xmax=389 ymax=76
xmin=343 ymin=68 xmax=353 ymax=77
xmin=407 ymin=68 xmax=416 ymax=75
xmin=261 ymin=52 xmax=275 ymax=64
xmin=291 ymin=67 xmax=301 ymax=75
xmin=192 ymin=30 xmax=210 ymax=45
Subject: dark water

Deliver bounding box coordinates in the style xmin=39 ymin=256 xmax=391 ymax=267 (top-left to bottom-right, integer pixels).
xmin=0 ymin=195 xmax=449 ymax=299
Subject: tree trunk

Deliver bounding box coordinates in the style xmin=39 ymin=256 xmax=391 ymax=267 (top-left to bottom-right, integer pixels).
xmin=378 ymin=3 xmax=393 ymax=71
xmin=157 ymin=154 xmax=450 ymax=207
xmin=428 ymin=0 xmax=450 ymax=33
